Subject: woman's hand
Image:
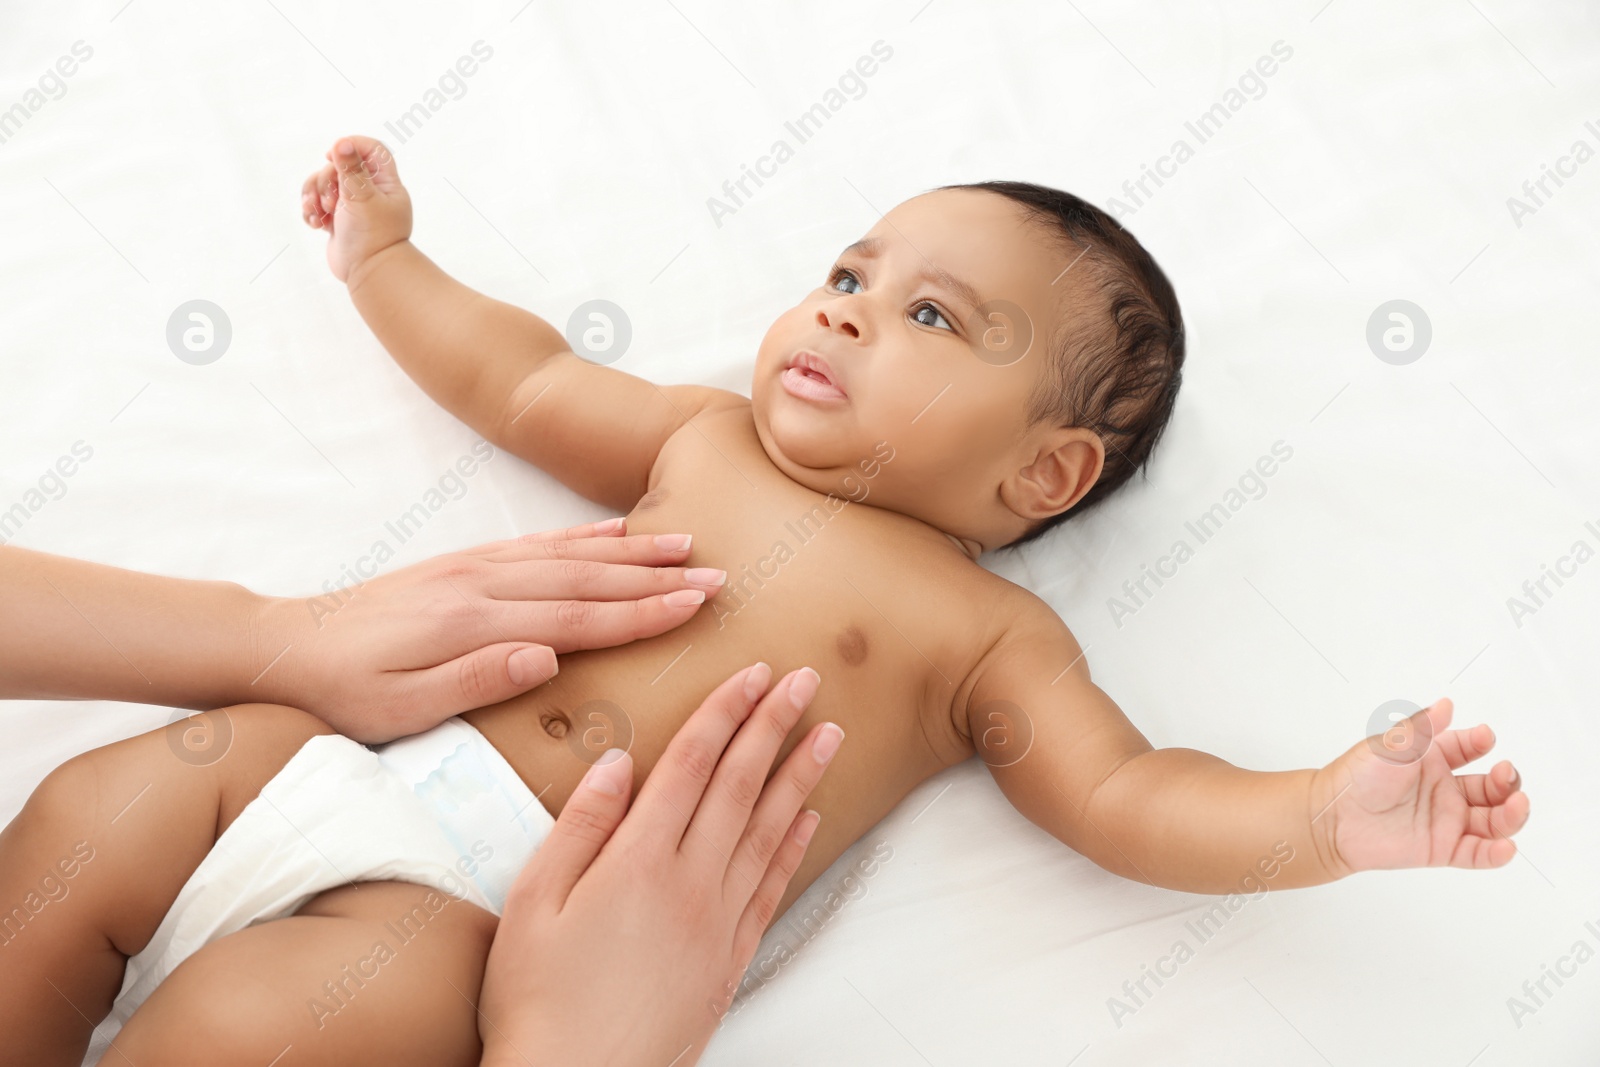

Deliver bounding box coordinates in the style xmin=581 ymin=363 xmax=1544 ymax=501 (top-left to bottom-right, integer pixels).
xmin=256 ymin=519 xmax=725 ymax=741
xmin=477 ymin=662 xmax=843 ymax=1067
xmin=0 ymin=520 xmax=720 ymax=740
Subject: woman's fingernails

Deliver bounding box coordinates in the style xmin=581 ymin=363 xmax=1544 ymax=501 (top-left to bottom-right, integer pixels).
xmin=595 ymin=517 xmax=625 ymax=533
xmin=743 ymin=662 xmax=772 ymax=702
xmin=508 ymin=647 xmax=553 ymax=687
xmin=794 ymin=810 xmax=821 ymax=847
xmin=812 ymin=723 xmax=844 ymax=764
xmin=584 ymin=748 xmax=630 ymax=795
xmin=685 ymin=568 xmax=726 ymax=586
xmin=789 ymin=667 xmax=820 ymax=710
xmin=664 ymin=588 xmax=706 ymax=607
xmin=654 ymin=534 xmax=692 ymax=552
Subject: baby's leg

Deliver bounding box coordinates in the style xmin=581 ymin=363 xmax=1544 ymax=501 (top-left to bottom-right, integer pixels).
xmin=115 ymin=880 xmax=496 ymax=1066
xmin=0 ymin=705 xmax=331 ymax=1067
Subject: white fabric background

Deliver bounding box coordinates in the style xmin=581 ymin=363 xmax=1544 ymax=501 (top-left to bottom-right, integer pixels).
xmin=2 ymin=1 xmax=1597 ymax=1064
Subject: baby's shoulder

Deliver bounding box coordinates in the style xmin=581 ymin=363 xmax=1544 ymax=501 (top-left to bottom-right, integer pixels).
xmin=676 ymin=395 xmax=755 ymax=441
xmin=938 ymin=571 xmax=1089 ymax=749
xmin=970 ymin=574 xmax=1085 ymax=661
xmin=650 ymin=395 xmax=755 ymax=474
xmin=927 ymin=561 xmax=1080 ymax=676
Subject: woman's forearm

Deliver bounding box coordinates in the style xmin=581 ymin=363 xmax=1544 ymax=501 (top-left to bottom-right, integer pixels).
xmin=0 ymin=545 xmax=282 ymax=708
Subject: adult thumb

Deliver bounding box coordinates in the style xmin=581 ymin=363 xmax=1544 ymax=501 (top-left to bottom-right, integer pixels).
xmin=408 ymin=642 xmax=557 ymax=719
xmin=509 ymin=750 xmax=634 ymax=909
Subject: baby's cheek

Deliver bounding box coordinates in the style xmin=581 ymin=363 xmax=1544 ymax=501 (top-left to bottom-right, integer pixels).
xmin=877 ymin=387 xmax=932 ymax=429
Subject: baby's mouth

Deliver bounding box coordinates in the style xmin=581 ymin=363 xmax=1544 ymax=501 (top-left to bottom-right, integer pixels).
xmin=782 ymin=351 xmax=847 ymax=403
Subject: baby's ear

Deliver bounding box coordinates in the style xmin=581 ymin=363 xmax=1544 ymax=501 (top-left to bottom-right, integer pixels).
xmin=1002 ymin=428 xmax=1103 ymax=522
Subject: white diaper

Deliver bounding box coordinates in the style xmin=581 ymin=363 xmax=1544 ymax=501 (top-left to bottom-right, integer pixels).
xmin=95 ymin=716 xmax=551 ymax=1051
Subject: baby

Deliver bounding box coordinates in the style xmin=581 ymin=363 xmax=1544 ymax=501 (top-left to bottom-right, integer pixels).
xmin=1 ymin=135 xmax=1529 ymax=1067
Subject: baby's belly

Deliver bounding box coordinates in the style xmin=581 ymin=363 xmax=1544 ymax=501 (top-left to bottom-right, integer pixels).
xmin=462 ymin=582 xmax=958 ymax=896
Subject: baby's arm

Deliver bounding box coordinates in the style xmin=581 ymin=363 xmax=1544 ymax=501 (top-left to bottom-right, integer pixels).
xmin=962 ymin=594 xmax=1530 ymax=892
xmin=303 ymin=136 xmax=744 ymax=510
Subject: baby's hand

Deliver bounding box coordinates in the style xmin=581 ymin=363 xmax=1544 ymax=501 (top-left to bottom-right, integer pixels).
xmin=300 ymin=135 xmax=413 ymax=284
xmin=1310 ymin=698 xmax=1529 ymax=877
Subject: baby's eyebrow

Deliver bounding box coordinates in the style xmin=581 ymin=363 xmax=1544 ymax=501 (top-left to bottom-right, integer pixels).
xmin=840 ymin=235 xmax=986 ymax=314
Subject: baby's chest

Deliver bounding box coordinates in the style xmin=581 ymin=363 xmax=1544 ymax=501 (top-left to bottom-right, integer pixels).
xmin=623 ymin=453 xmax=979 ymax=723
xmin=627 ymin=473 xmax=934 ymax=672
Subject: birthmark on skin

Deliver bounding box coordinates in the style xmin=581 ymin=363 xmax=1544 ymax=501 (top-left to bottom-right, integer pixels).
xmin=836 ymin=624 xmax=869 ymax=667
xmin=539 ymin=709 xmax=570 ymax=740
xmin=634 ymin=487 xmax=669 ymax=512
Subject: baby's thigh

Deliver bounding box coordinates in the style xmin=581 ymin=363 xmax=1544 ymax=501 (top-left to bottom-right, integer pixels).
xmin=0 ymin=703 xmax=330 ymax=1065
xmin=116 ymin=880 xmax=498 ymax=1067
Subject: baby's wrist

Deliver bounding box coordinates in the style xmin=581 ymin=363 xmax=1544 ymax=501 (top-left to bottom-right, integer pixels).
xmin=1305 ymin=763 xmax=1355 ymax=882
xmin=344 ymin=237 xmax=413 ymax=297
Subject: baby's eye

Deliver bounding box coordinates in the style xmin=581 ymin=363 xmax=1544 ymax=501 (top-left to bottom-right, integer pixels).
xmin=829 ymin=267 xmax=862 ymax=295
xmin=913 ymin=303 xmax=954 ymax=332
xmin=828 ymin=267 xmax=955 ymax=334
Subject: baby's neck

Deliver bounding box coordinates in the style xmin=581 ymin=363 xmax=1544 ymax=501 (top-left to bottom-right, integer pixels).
xmin=805 ymin=488 xmax=984 ymax=562
xmin=751 ymin=425 xmax=986 ymax=561
xmin=944 ymin=532 xmax=983 ymax=560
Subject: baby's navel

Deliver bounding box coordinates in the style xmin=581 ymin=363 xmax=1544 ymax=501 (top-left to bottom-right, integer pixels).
xmin=836 ymin=624 xmax=869 ymax=667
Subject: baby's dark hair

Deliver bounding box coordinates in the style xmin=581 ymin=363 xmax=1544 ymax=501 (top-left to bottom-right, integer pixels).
xmin=937 ymin=181 xmax=1185 ymax=550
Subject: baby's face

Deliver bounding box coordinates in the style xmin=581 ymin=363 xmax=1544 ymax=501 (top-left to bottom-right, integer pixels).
xmin=752 ymin=187 xmax=1081 ymax=551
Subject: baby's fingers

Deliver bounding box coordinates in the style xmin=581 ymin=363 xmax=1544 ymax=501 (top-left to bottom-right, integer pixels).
xmin=1434 ymin=720 xmax=1494 ymax=771
xmin=333 ymin=135 xmax=400 ymax=198
xmin=1458 ymin=760 xmax=1520 ymax=807
xmin=1464 ymin=789 xmax=1531 ymax=842
xmin=1449 ymin=834 xmax=1518 ymax=870
xmin=300 ymin=173 xmax=317 ymax=225
xmin=333 ymin=138 xmax=374 ymax=202
xmin=313 ymin=163 xmax=340 ymax=221
xmin=301 ymin=165 xmax=335 ymax=227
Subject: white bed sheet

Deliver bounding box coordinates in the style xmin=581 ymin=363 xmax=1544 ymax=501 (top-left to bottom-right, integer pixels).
xmin=2 ymin=1 xmax=1597 ymax=1063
